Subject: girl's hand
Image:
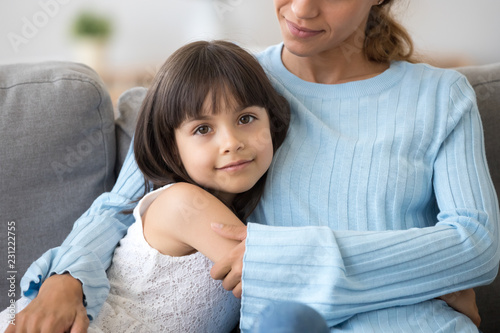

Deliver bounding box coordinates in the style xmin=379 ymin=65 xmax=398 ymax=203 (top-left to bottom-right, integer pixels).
xmin=210 ymin=223 xmax=247 ymax=298
xmin=5 ymin=273 xmax=89 ymax=333
xmin=439 ymin=288 xmax=481 ymax=327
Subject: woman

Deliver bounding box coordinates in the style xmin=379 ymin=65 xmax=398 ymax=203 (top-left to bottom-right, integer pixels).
xmin=8 ymin=0 xmax=499 ymax=332
xmin=210 ymin=0 xmax=498 ymax=331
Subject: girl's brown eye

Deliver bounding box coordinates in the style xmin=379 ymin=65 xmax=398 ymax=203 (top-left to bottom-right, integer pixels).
xmin=239 ymin=115 xmax=255 ymax=125
xmin=195 ymin=125 xmax=211 ymax=135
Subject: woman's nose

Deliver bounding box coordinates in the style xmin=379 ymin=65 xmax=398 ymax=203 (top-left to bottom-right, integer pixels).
xmin=291 ymin=0 xmax=319 ymax=20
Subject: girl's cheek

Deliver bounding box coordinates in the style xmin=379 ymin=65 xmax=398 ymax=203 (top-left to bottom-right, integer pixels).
xmin=254 ymin=128 xmax=273 ymax=152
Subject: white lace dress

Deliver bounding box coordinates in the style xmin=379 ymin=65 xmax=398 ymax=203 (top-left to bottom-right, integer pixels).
xmin=0 ymin=184 xmax=240 ymax=333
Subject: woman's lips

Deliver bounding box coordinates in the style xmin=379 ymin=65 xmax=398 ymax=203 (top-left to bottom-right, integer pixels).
xmin=286 ymin=20 xmax=323 ymax=38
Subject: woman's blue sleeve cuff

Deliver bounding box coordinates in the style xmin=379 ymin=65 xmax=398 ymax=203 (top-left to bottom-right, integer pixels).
xmin=20 ymin=246 xmax=110 ymax=320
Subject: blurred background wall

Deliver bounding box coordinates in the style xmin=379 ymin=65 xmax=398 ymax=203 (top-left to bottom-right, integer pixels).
xmin=1 ymin=0 xmax=498 ymax=104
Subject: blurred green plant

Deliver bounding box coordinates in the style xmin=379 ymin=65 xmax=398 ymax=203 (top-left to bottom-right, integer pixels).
xmin=71 ymin=11 xmax=112 ymax=41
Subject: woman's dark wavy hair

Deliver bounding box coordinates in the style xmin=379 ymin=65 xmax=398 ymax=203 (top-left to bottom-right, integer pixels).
xmin=133 ymin=40 xmax=290 ymax=221
xmin=365 ymin=0 xmax=415 ymax=63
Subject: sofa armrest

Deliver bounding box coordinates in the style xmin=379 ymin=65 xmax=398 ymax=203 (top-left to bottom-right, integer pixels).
xmin=0 ymin=61 xmax=116 ymax=308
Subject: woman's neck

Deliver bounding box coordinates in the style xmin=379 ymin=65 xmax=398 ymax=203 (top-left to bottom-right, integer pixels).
xmin=281 ymin=46 xmax=389 ymax=85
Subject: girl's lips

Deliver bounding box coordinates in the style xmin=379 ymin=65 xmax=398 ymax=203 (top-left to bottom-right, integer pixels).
xmin=217 ymin=160 xmax=252 ymax=172
xmin=286 ymin=20 xmax=323 ymax=38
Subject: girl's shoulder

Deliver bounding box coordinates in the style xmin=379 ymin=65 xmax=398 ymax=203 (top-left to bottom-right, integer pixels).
xmin=142 ymin=182 xmax=240 ymax=258
xmin=146 ymin=182 xmax=225 ymax=230
xmin=142 ymin=182 xmax=213 ymax=256
xmin=152 ymin=182 xmax=213 ymax=209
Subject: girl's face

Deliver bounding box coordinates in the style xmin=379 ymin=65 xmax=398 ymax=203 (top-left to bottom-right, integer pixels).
xmin=274 ymin=0 xmax=377 ymax=58
xmin=174 ymin=96 xmax=274 ymax=203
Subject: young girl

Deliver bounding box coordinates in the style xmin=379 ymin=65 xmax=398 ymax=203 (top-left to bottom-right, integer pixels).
xmin=1 ymin=40 xmax=289 ymax=332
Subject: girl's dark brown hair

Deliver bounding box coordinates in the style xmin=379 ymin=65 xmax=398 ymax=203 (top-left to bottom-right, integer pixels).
xmin=133 ymin=40 xmax=290 ymax=221
xmin=365 ymin=0 xmax=415 ymax=63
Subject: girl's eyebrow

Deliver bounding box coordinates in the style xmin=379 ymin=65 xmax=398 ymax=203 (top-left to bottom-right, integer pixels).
xmin=184 ymin=105 xmax=251 ymax=123
xmin=179 ymin=114 xmax=213 ymax=127
xmin=187 ymin=114 xmax=211 ymax=121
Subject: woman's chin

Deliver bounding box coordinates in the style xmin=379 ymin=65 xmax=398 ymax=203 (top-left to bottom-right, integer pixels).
xmin=282 ymin=39 xmax=321 ymax=59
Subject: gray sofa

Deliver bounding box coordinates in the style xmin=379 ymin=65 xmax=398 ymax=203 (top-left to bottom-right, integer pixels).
xmin=1 ymin=61 xmax=499 ymax=332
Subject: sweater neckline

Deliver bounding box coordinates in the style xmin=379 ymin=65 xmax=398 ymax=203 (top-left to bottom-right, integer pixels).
xmin=268 ymin=43 xmax=407 ymax=99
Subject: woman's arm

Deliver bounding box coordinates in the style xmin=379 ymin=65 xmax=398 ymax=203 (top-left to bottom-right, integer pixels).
xmin=11 ymin=142 xmax=145 ymax=331
xmin=143 ymin=182 xmax=244 ymax=263
xmin=235 ymin=76 xmax=500 ymax=330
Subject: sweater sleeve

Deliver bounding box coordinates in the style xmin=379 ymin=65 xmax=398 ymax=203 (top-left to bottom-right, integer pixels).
xmin=20 ymin=142 xmax=145 ymax=320
xmin=240 ymin=77 xmax=500 ymax=329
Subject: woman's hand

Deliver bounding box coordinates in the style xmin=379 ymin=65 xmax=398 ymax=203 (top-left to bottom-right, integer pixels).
xmin=439 ymin=288 xmax=481 ymax=327
xmin=5 ymin=273 xmax=89 ymax=333
xmin=210 ymin=223 xmax=247 ymax=298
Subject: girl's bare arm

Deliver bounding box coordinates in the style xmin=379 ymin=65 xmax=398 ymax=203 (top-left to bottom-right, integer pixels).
xmin=142 ymin=182 xmax=244 ymax=262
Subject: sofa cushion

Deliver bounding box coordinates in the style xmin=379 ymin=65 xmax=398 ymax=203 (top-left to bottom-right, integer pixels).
xmin=0 ymin=61 xmax=116 ymax=307
xmin=457 ymin=63 xmax=500 ymax=333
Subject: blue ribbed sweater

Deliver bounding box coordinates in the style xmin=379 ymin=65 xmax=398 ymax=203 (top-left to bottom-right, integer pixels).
xmin=242 ymin=44 xmax=500 ymax=331
xmin=21 ymin=44 xmax=499 ymax=332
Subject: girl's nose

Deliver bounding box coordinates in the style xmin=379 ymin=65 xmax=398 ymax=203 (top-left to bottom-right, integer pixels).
xmin=291 ymin=0 xmax=319 ymax=20
xmin=220 ymin=129 xmax=244 ymax=154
